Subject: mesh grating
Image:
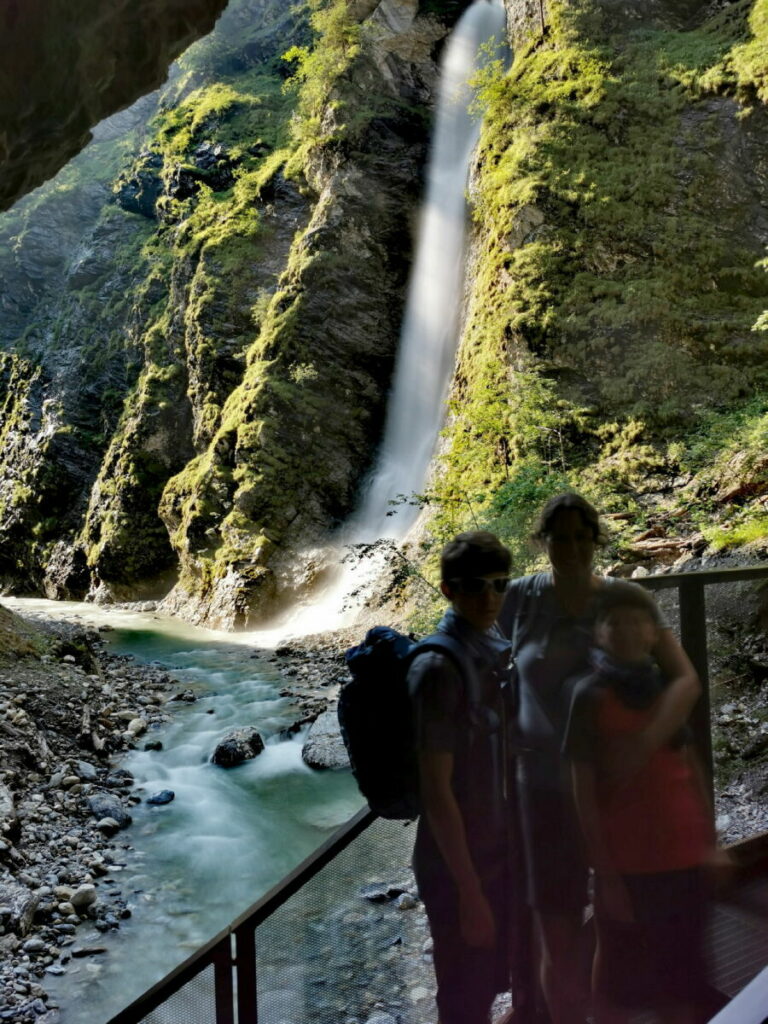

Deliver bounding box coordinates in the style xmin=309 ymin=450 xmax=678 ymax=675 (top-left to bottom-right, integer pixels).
xmin=254 ymin=817 xmax=437 ymax=1023
xmin=707 ymin=881 xmax=768 ymax=999
xmin=138 ymin=964 xmax=219 ymax=1024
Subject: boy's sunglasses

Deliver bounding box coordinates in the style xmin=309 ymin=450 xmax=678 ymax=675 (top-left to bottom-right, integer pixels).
xmin=449 ymin=576 xmax=511 ymax=596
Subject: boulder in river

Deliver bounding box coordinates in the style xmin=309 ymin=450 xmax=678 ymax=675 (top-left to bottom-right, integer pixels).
xmin=86 ymin=791 xmax=132 ymax=828
xmin=147 ymin=790 xmax=175 ymax=805
xmin=301 ymin=710 xmax=350 ymax=771
xmin=211 ymin=728 xmax=264 ymax=767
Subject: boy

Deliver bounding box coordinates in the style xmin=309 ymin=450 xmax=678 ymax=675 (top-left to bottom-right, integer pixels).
xmin=563 ymin=586 xmax=718 ymax=1024
xmin=408 ymin=531 xmax=515 ymax=1024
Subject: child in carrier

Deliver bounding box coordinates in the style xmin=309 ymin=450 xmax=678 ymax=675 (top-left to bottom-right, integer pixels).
xmin=563 ymin=585 xmax=726 ymax=1024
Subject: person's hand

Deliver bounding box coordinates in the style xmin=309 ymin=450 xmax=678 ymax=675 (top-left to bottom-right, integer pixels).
xmin=595 ymin=873 xmax=634 ymax=924
xmin=458 ymin=886 xmax=496 ymax=948
xmin=599 ymin=731 xmax=653 ymax=792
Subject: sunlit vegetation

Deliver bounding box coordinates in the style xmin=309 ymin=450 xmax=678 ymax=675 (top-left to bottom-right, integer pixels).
xmin=420 ymin=0 xmax=768 ymax=575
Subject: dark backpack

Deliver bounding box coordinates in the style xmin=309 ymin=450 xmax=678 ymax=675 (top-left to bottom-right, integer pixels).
xmin=340 ymin=626 xmax=473 ymax=820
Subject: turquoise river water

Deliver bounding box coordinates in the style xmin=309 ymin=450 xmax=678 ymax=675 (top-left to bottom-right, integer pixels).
xmin=6 ymin=599 xmax=364 ymax=1023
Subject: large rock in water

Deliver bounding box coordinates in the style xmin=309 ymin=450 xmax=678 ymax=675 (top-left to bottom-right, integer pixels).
xmin=211 ymin=728 xmax=265 ymax=767
xmin=301 ymin=710 xmax=350 ymax=771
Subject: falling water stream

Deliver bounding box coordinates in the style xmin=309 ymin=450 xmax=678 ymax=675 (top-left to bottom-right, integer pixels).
xmin=4 ymin=1 xmax=510 ymax=1019
xmin=351 ymin=0 xmax=507 ymax=542
xmin=285 ymin=0 xmax=509 ymax=633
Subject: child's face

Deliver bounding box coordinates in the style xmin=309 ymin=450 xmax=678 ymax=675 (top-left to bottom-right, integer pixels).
xmin=442 ymin=573 xmax=509 ymax=632
xmin=595 ymin=605 xmax=658 ymax=663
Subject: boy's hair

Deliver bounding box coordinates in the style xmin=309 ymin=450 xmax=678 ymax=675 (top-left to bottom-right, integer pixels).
xmin=440 ymin=531 xmax=511 ymax=582
xmin=595 ymin=584 xmax=661 ymax=626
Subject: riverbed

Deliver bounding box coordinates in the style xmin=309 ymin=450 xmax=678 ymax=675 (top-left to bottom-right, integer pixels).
xmin=4 ymin=599 xmax=364 ymax=1023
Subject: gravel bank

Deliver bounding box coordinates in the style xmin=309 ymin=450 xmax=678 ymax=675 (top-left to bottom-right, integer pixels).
xmin=0 ymin=608 xmax=187 ymax=1023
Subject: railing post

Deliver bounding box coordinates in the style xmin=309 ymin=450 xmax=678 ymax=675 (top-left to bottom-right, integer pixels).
xmin=214 ymin=938 xmax=235 ymax=1024
xmin=678 ymin=576 xmax=714 ymax=804
xmin=235 ymin=926 xmax=258 ymax=1023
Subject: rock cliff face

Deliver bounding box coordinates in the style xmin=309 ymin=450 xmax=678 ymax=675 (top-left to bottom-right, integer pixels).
xmin=0 ymin=0 xmax=452 ymax=624
xmin=0 ymin=0 xmax=230 ymax=212
xmin=1 ymin=0 xmax=767 ymax=625
xmin=426 ymin=0 xmax=768 ymax=575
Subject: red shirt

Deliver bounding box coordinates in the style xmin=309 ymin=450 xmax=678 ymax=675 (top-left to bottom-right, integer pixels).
xmin=591 ymin=687 xmax=713 ymax=873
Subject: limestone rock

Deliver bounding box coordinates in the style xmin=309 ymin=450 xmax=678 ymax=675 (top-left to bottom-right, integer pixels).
xmin=0 ymin=782 xmax=19 ymax=842
xmin=301 ymin=710 xmax=350 ymax=771
xmin=211 ymin=728 xmax=265 ymax=767
xmin=70 ymin=884 xmax=98 ymax=911
xmin=0 ymin=0 xmax=229 ymax=211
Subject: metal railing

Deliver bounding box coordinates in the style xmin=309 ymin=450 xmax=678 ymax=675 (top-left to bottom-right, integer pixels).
xmin=638 ymin=563 xmax=768 ymax=793
xmin=107 ymin=563 xmax=768 ymax=1024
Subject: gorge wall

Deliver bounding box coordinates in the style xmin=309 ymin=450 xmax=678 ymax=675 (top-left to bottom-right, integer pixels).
xmin=0 ymin=0 xmax=455 ymax=626
xmin=0 ymin=0 xmax=767 ymax=628
xmin=0 ymin=0 xmax=230 ymax=212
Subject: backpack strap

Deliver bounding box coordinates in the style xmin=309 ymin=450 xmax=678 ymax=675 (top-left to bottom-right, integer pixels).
xmin=410 ymin=632 xmax=481 ymax=707
xmin=507 ymin=573 xmax=548 ymax=754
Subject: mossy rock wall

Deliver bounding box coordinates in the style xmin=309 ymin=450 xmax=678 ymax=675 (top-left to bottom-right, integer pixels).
xmin=429 ymin=0 xmax=768 ymax=573
xmin=158 ymin=0 xmax=448 ymax=628
xmin=0 ymin=0 xmax=449 ymax=621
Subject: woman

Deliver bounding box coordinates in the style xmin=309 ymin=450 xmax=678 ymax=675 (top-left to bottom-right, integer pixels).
xmin=498 ymin=493 xmax=700 ymax=1024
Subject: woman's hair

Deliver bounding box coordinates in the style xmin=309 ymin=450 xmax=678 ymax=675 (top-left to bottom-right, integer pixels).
xmin=440 ymin=530 xmax=512 ymax=582
xmin=531 ymin=492 xmax=608 ymax=546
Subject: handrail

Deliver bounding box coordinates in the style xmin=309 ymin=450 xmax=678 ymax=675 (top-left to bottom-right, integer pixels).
xmin=636 ymin=560 xmax=768 ymax=796
xmin=105 ymin=562 xmax=768 ymax=1024
xmin=107 ymin=807 xmax=376 ymax=1024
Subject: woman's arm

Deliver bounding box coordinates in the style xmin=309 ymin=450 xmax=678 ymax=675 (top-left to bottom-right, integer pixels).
xmin=646 ymin=627 xmax=701 ymax=747
xmin=418 ymin=750 xmax=496 ymax=949
xmin=603 ymin=628 xmax=701 ymax=789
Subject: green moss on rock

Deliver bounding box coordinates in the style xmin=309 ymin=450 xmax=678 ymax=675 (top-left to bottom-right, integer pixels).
xmin=430 ymin=0 xmax=768 ymax=559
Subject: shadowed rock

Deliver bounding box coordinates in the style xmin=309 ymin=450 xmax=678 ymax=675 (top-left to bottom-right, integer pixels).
xmin=0 ymin=0 xmax=229 ymax=211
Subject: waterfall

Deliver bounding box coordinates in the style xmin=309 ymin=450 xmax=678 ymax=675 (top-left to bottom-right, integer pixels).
xmin=278 ymin=0 xmax=508 ymax=634
xmin=349 ymin=0 xmax=508 ymax=544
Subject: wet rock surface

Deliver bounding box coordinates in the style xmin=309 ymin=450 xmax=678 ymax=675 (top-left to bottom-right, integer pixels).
xmin=210 ymin=727 xmax=265 ymax=767
xmin=301 ymin=710 xmax=350 ymax=771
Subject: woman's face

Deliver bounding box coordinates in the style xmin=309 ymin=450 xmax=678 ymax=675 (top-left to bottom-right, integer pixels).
xmin=544 ymin=508 xmax=596 ymax=580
